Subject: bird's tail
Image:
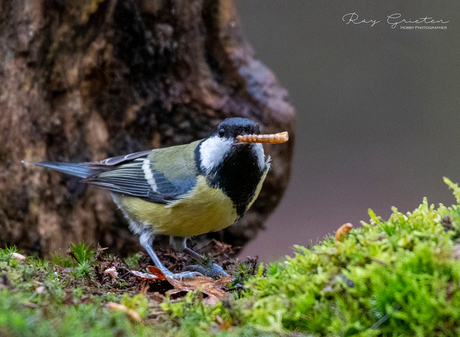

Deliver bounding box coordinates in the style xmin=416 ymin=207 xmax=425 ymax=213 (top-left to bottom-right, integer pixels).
xmin=23 ymin=161 xmax=103 ymax=178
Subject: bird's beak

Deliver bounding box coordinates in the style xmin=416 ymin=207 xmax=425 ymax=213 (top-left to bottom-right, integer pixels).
xmin=237 ymin=131 xmax=289 ymax=144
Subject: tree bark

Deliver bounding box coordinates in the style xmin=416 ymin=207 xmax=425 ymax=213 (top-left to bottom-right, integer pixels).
xmin=0 ymin=0 xmax=295 ymax=257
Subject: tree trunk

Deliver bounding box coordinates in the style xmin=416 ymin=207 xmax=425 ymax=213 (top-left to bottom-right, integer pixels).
xmin=0 ymin=0 xmax=295 ymax=257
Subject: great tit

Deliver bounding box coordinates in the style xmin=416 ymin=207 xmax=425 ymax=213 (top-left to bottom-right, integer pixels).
xmin=29 ymin=117 xmax=288 ymax=279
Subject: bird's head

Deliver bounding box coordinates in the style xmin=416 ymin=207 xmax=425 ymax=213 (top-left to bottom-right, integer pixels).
xmin=199 ymin=117 xmax=288 ymax=175
xmin=199 ymin=118 xmax=263 ymax=174
xmin=210 ymin=117 xmax=261 ymax=141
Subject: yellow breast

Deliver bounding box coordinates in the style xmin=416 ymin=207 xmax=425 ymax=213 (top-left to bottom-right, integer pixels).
xmin=118 ymin=176 xmax=238 ymax=237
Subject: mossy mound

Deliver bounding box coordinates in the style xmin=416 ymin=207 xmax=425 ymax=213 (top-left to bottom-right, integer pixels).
xmin=234 ymin=179 xmax=460 ymax=336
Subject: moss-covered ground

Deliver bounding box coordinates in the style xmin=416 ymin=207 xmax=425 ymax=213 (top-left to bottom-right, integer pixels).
xmin=1 ymin=178 xmax=460 ymax=336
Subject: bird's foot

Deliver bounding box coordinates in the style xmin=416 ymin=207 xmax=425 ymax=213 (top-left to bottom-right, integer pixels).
xmin=160 ymin=269 xmax=203 ymax=280
xmin=184 ymin=263 xmax=229 ymax=278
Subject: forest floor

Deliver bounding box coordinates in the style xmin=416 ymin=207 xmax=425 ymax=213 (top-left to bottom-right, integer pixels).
xmin=1 ymin=178 xmax=460 ymax=336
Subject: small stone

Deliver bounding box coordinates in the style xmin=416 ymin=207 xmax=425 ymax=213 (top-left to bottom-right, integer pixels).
xmin=36 ymin=285 xmax=46 ymax=294
xmin=11 ymin=252 xmax=26 ymax=260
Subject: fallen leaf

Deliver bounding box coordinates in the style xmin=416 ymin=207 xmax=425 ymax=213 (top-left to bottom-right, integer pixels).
xmin=166 ymin=275 xmax=232 ymax=304
xmin=146 ymin=266 xmax=168 ymax=281
xmin=107 ymin=302 xmax=141 ymax=322
xmin=213 ymin=276 xmax=233 ymax=288
xmin=335 ymin=223 xmax=353 ymax=247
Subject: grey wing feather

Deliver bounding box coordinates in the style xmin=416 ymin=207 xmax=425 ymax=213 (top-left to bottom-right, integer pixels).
xmin=83 ymin=159 xmax=172 ymax=204
xmin=33 ymin=150 xmax=153 ymax=178
xmin=33 ymin=162 xmax=105 ymax=178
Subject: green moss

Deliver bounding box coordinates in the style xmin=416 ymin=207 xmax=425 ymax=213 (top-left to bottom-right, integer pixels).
xmin=236 ymin=186 xmax=460 ymax=336
xmin=124 ymin=252 xmax=142 ymax=270
xmin=162 ymin=291 xmax=227 ymax=329
xmin=121 ymin=294 xmax=149 ymax=319
xmin=0 ymin=290 xmax=160 ymax=337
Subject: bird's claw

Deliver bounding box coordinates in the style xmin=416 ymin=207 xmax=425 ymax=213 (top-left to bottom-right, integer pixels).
xmin=161 ymin=270 xmax=203 ymax=280
xmin=184 ymin=263 xmax=229 ymax=278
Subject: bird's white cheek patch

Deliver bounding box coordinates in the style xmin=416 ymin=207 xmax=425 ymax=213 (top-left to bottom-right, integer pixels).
xmin=252 ymin=143 xmax=265 ymax=170
xmin=200 ymin=137 xmax=233 ymax=173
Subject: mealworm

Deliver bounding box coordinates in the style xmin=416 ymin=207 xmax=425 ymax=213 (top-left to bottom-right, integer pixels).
xmin=237 ymin=131 xmax=289 ymax=144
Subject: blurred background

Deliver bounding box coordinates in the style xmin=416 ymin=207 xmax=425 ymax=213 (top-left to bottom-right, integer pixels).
xmin=235 ymin=0 xmax=460 ymax=261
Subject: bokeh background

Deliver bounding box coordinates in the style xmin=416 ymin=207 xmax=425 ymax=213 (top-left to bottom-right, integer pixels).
xmin=236 ymin=0 xmax=460 ymax=261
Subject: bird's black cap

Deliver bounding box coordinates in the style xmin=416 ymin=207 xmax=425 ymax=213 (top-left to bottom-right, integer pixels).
xmin=211 ymin=118 xmax=260 ymax=139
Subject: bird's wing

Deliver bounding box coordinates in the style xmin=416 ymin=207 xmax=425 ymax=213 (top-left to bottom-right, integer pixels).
xmin=83 ymin=141 xmax=202 ymax=204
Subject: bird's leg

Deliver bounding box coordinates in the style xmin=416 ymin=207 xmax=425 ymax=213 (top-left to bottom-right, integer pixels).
xmin=139 ymin=232 xmax=201 ymax=279
xmin=170 ymin=237 xmax=229 ymax=278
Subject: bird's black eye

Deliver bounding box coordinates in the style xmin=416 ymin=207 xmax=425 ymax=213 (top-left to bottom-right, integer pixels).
xmin=218 ymin=128 xmax=225 ymax=137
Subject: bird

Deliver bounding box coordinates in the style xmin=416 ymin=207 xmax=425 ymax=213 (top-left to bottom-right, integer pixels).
xmin=28 ymin=117 xmax=288 ymax=279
